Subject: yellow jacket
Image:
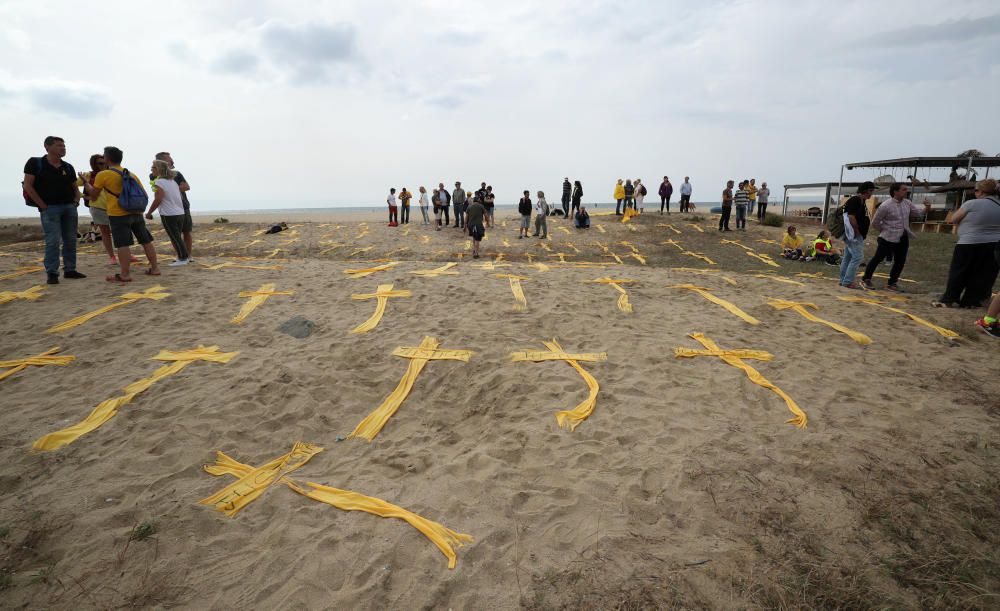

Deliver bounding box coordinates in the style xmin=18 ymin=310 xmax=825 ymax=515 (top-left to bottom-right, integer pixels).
xmin=613 ymin=183 xmax=625 ymax=199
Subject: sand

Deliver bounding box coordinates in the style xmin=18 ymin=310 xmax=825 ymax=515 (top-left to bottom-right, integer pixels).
xmin=1 ymin=207 xmax=998 ymax=609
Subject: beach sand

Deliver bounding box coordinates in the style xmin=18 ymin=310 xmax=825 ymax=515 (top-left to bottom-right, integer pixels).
xmin=1 ymin=208 xmax=998 ymax=608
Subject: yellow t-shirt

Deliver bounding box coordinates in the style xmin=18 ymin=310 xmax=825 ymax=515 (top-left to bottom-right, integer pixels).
xmin=781 ymin=233 xmax=803 ymax=250
xmin=94 ymin=165 xmax=147 ymax=216
xmin=748 ymin=185 xmax=758 ymax=201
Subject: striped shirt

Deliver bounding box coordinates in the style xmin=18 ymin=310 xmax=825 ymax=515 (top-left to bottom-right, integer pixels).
xmin=733 ymin=189 xmax=750 ymax=207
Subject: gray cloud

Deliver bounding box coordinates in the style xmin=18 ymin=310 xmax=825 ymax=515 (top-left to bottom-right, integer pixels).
xmin=0 ymin=77 xmax=113 ymax=119
xmin=211 ymin=48 xmax=261 ymax=75
xmin=435 ymin=27 xmax=482 ymax=46
xmin=870 ymin=13 xmax=1000 ymax=47
xmin=259 ymin=21 xmax=360 ymax=83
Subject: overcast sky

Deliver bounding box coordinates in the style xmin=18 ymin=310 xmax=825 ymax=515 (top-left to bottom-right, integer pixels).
xmin=2 ymin=0 xmax=999 ymax=216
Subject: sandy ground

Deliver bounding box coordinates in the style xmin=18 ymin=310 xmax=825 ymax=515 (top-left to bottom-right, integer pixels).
xmin=1 ymin=208 xmax=998 ymax=609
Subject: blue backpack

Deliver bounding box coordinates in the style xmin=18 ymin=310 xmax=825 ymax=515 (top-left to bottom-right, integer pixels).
xmin=109 ymin=167 xmax=148 ymax=212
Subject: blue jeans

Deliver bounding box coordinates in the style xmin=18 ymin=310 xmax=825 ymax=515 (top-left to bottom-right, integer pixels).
xmin=39 ymin=204 xmax=78 ymax=274
xmin=839 ymin=237 xmax=864 ymax=285
xmin=735 ymin=205 xmax=747 ymax=229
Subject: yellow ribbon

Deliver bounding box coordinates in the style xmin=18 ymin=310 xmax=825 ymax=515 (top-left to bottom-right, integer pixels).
xmin=657 ymin=224 xmax=682 ymax=234
xmin=587 ymin=278 xmax=636 ymax=313
xmin=350 ymin=283 xmax=412 ymax=333
xmin=557 ymin=226 xmax=571 ymax=234
xmin=681 ymin=251 xmax=716 ymax=265
xmin=752 ymin=274 xmax=805 ymax=286
xmin=661 ymin=239 xmax=685 ymax=251
xmin=721 ymin=239 xmax=755 ymax=252
xmin=757 ymin=239 xmax=780 ymax=245
xmin=688 ymin=224 xmax=705 ymax=233
xmin=344 ymin=261 xmax=399 ymax=279
xmin=0 ymin=285 xmax=44 ymax=305
xmin=472 ymin=261 xmax=511 ymax=270
xmin=629 ymin=252 xmax=647 ymax=265
xmin=767 ymin=299 xmax=872 ymax=345
xmin=837 ymin=297 xmax=959 ymax=338
xmin=746 ymin=251 xmax=780 ymax=267
xmin=604 ymin=252 xmax=624 ymax=264
xmin=202 ymin=262 xmax=284 ymax=270
xmin=0 ymin=266 xmax=44 ymax=281
xmin=595 ymin=224 xmax=606 ymax=233
xmin=232 ymin=283 xmax=294 ymax=324
xmin=0 ymin=347 xmax=75 ymax=382
xmin=511 ymin=339 xmax=606 ymax=431
xmin=47 ymin=285 xmax=171 ymax=333
xmin=671 ymin=268 xmax=738 ymax=286
xmin=669 ymin=284 xmax=760 ymax=324
xmin=411 ymin=262 xmax=459 ymax=277
xmin=33 ymin=345 xmax=238 ymax=451
xmin=496 ymin=274 xmax=529 ymax=310
xmin=675 ymin=333 xmax=807 ymax=428
xmin=350 ymin=337 xmax=473 ymax=442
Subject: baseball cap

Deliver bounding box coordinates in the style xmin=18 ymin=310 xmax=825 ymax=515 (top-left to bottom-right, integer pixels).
xmin=857 ymin=181 xmax=876 ymax=193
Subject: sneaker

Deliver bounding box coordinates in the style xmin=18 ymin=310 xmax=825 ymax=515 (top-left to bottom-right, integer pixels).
xmin=885 ymin=284 xmax=903 ymax=293
xmin=168 ymin=259 xmax=189 ymax=267
xmin=47 ymin=273 xmax=59 ymax=285
xmin=842 ymin=282 xmax=866 ymax=290
xmin=975 ymin=318 xmax=1000 ymax=338
xmin=860 ymin=279 xmax=874 ymax=290
xmin=64 ymin=270 xmax=87 ymax=279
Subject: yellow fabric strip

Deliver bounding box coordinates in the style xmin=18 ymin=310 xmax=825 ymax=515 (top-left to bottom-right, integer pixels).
xmin=622 ymin=208 xmax=640 ymax=223
xmin=32 ymin=346 xmax=238 ymax=451
xmin=746 ymin=251 xmax=780 ymax=267
xmin=0 ymin=285 xmax=45 ymax=305
xmin=0 ymin=347 xmax=75 ymax=382
xmin=859 ymin=271 xmax=918 ymax=284
xmin=232 ymin=283 xmax=294 ymax=324
xmin=202 ymin=262 xmax=284 ymax=270
xmin=511 ymin=339 xmax=605 ymax=431
xmin=767 ymin=299 xmax=872 ymax=345
xmin=0 ymin=266 xmax=44 ymax=281
xmin=669 ymin=284 xmax=760 ymax=324
xmin=657 ymin=224 xmax=682 ymax=234
xmin=285 ymin=480 xmax=473 ymax=569
xmin=629 ymin=252 xmax=647 ymax=265
xmin=681 ymin=251 xmax=716 ymax=265
xmin=757 ymin=239 xmax=780 ymax=245
xmin=496 ymin=274 xmax=528 ymax=311
xmin=411 ymin=262 xmax=459 ymax=277
xmin=587 ymin=278 xmax=636 ymax=313
xmin=47 ymin=286 xmax=171 ymax=333
xmin=688 ymin=224 xmax=705 ymax=232
xmin=344 ymin=261 xmax=399 ymax=279
xmin=752 ymin=274 xmax=805 ymax=286
xmin=200 ymin=442 xmax=323 ymax=517
xmin=661 ymin=239 xmax=685 ymax=251
xmin=675 ymin=333 xmax=808 ymax=428
xmin=837 ymin=297 xmax=959 ymax=338
xmin=557 ymin=226 xmax=570 ymax=234
xmin=604 ymin=253 xmax=624 ymax=264
xmin=721 ymin=239 xmax=755 ymax=252
xmin=472 ymin=261 xmax=511 ymax=270
xmin=671 ymin=267 xmax=739 ymax=286
xmin=350 ymin=284 xmax=412 ymax=334
xmin=595 ymin=224 xmax=606 ymax=233
xmin=539 ymin=242 xmax=552 ymax=252
xmin=529 ymin=262 xmax=551 ymax=272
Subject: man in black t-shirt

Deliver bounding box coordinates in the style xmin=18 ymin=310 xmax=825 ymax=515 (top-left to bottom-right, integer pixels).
xmin=154 ymin=152 xmax=194 ymax=259
xmin=23 ymin=136 xmax=86 ymax=284
xmin=838 ymin=181 xmax=875 ymax=288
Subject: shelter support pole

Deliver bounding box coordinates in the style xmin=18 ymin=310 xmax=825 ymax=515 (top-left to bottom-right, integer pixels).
xmin=833 ymin=164 xmax=845 ymax=224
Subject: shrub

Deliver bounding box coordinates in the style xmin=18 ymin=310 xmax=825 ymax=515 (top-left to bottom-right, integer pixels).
xmin=213 ymin=217 xmax=229 ymax=224
xmin=761 ymin=213 xmax=784 ymax=227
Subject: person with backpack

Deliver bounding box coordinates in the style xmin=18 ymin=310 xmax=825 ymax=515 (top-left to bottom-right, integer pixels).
xmin=933 ymin=178 xmax=1000 ymax=308
xmin=623 ymin=179 xmax=635 ymax=212
xmin=22 ymin=136 xmax=86 ymax=284
xmin=659 ymin=176 xmax=673 ymax=214
xmin=859 ymin=182 xmax=931 ymax=291
xmin=837 ymin=181 xmax=875 ymax=289
xmin=80 ymin=146 xmax=159 ymax=283
xmin=635 ymin=179 xmax=647 ymax=212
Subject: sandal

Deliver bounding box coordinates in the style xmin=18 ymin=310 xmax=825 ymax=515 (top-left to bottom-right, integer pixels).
xmin=106 ymin=273 xmax=133 ymax=283
xmin=930 ymin=300 xmax=955 ymax=308
xmin=144 ymin=269 xmax=162 ymax=276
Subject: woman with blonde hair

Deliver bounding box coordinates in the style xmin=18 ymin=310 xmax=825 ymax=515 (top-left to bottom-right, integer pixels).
xmin=144 ymin=159 xmax=189 ymax=265
xmin=418 ymin=186 xmax=430 ymax=225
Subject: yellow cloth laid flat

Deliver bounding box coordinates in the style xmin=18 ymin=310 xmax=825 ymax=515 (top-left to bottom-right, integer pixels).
xmin=657 ymin=224 xmax=682 ymax=234
xmin=200 ymin=442 xmax=323 ymax=517
xmin=350 ymin=283 xmax=412 ymax=334
xmin=529 ymin=262 xmax=551 ymax=272
xmin=472 ymin=261 xmax=511 ymax=270
xmin=595 ymin=224 xmax=606 ymax=233
xmin=539 ymin=242 xmax=552 ymax=252
xmin=549 ymin=253 xmax=573 ymax=263
xmin=629 ymin=252 xmax=647 ymax=265
xmin=47 ymin=285 xmax=171 ymax=333
xmin=671 ymin=268 xmax=738 ymax=286
xmin=496 ymin=274 xmax=529 ymax=311
xmin=746 ymin=251 xmax=780 ymax=268
xmin=758 ymin=239 xmax=781 ymax=246
xmin=350 ymin=337 xmax=473 ymax=442
xmin=202 ymin=262 xmax=284 ymax=271
xmin=0 ymin=266 xmax=44 ymax=281
xmin=661 ymin=239 xmax=685 ymax=251
xmin=669 ymin=284 xmax=759 ymax=324
xmin=675 ymin=333 xmax=808 ymax=428
xmin=604 ymin=252 xmax=624 ymax=264
xmin=767 ymin=299 xmax=872 ymax=345
xmin=752 ymin=274 xmax=805 ymax=286
xmin=0 ymin=285 xmax=44 ymax=305
xmin=557 ymin=226 xmax=571 ymax=234
xmin=0 ymin=347 xmax=75 ymax=382
xmin=284 ymin=480 xmax=473 ymax=569
xmin=795 ymin=272 xmax=837 ymax=281
xmin=721 ymin=239 xmax=755 ymax=253
xmin=411 ymin=262 xmax=459 ymax=277
xmin=344 ymin=261 xmax=399 ymax=279
xmin=681 ymin=251 xmax=716 ymax=265
xmin=511 ymin=339 xmax=606 ymax=431
xmin=232 ymin=283 xmax=293 ymax=324
xmin=688 ymin=223 xmax=705 ymax=233
xmin=859 ymin=271 xmax=918 ymax=284
xmin=33 ymin=345 xmax=238 ymax=451
xmin=622 ymin=207 xmax=640 ymax=223
xmin=587 ymin=278 xmax=636 ymax=313
xmin=564 ymin=242 xmax=580 ymax=253
xmin=838 ymin=297 xmax=959 ymax=339
xmin=264 ymin=248 xmax=284 ymax=259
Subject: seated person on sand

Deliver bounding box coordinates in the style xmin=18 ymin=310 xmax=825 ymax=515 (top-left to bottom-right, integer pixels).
xmin=781 ymin=225 xmax=804 ymax=259
xmin=574 ymin=206 xmax=591 ymax=229
xmin=806 ymin=230 xmax=840 ymax=265
xmin=265 ymin=222 xmax=288 ymax=234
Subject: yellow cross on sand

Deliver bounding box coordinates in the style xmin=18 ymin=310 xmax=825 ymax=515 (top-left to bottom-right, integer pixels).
xmin=746 ymin=251 xmax=780 ymax=267
xmin=0 ymin=347 xmax=74 ymax=382
xmin=503 ymin=239 xmax=511 ymax=247
xmin=264 ymin=247 xmax=285 ymax=259
xmin=767 ymin=298 xmax=872 ymax=344
xmin=242 ymin=239 xmax=263 ymax=249
xmin=199 ymin=442 xmax=473 ymax=569
xmin=657 ymin=223 xmax=682 ymax=234
xmin=587 ymin=277 xmax=637 ymax=313
xmin=688 ymin=224 xmax=705 ymax=233
xmin=603 ymin=252 xmax=624 ymax=264
xmin=629 ymin=252 xmax=647 ymax=265
xmin=494 ymin=252 xmax=506 ymax=262
xmin=344 ymin=261 xmax=399 ymax=279
xmin=557 ymin=226 xmax=571 ymax=234
xmin=232 ymin=283 xmax=294 ymax=324
xmin=510 ymin=339 xmax=607 ymax=431
xmin=549 ymin=252 xmax=573 ymax=263
xmin=671 ymin=267 xmax=738 ymax=286
xmin=202 ymin=262 xmax=284 ymax=271
xmin=411 ymin=262 xmax=459 ymax=277
xmin=680 ymin=250 xmax=716 ymax=265
xmin=795 ymin=271 xmax=836 ymax=281
xmin=675 ymin=333 xmax=808 ymax=428
xmin=669 ymin=284 xmax=760 ymax=324
xmin=350 ymin=283 xmax=412 ymax=333
xmin=349 ymin=337 xmax=473 ymax=442
xmin=33 ymin=345 xmax=239 ymax=451
xmin=564 ymin=242 xmax=580 ymax=253
xmin=752 ymin=274 xmax=804 ymax=286
xmin=496 ymin=274 xmax=529 ymax=310
xmin=0 ymin=266 xmax=44 ymax=281
xmin=661 ymin=239 xmax=685 ymax=251
xmin=472 ymin=261 xmax=511 ymax=270
xmin=858 ymin=271 xmax=918 ymax=284
xmin=539 ymin=242 xmax=553 ymax=252
xmin=721 ymin=239 xmax=755 ymax=252
xmin=838 ymin=296 xmax=958 ymax=338
xmin=47 ymin=285 xmax=171 ymax=333
xmin=528 ymin=262 xmax=551 ymax=272
xmin=0 ymin=285 xmax=45 ymax=305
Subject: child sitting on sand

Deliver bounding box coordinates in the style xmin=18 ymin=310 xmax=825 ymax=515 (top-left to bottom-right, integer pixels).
xmin=807 ymin=230 xmax=841 ymax=265
xmin=781 ymin=225 xmax=804 ymax=259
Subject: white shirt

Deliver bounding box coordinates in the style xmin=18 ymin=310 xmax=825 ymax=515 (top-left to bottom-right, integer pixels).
xmin=419 ymin=192 xmax=429 ymax=206
xmin=680 ymin=182 xmax=692 ymax=196
xmin=154 ymin=178 xmax=185 ymax=216
xmin=387 ymin=193 xmax=397 ymax=206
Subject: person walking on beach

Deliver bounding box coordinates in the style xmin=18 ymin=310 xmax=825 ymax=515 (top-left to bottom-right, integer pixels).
xmin=756 ymin=181 xmax=770 ymax=220
xmin=83 ymin=153 xmax=119 ymax=265
xmin=623 ymin=179 xmax=635 ymax=212
xmin=614 ymin=179 xmax=625 ymax=215
xmin=518 ymin=190 xmax=533 ymax=238
xmin=533 ymin=191 xmax=549 ymax=238
xmin=81 ymin=146 xmax=159 ymax=282
xmin=484 ymin=185 xmax=496 ymax=227
xmin=466 ymin=193 xmax=486 ymax=259
xmin=860 ymin=182 xmax=931 ymax=291
xmin=838 ymin=181 xmax=875 ymax=289
xmin=153 ymin=152 xmax=194 ymax=261
xmin=145 ymin=159 xmax=189 ymax=265
xmin=437 ymin=182 xmax=451 ymax=227
xmin=659 ymin=176 xmax=673 ymax=214
xmin=23 ymin=136 xmax=86 ymax=284
xmin=679 ymin=177 xmax=692 ymax=212
xmin=398 ymin=187 xmax=412 ymax=224
xmin=719 ymin=180 xmax=734 ymax=231
xmin=933 ymin=178 xmax=1000 ymax=308
xmin=452 ymin=182 xmax=466 ymax=228
xmin=387 ymin=188 xmax=399 ymax=226
xmin=418 ymin=186 xmax=430 ymax=225
xmin=635 ymin=179 xmax=646 ymax=212
xmin=733 ymin=180 xmax=750 ymax=230
xmin=747 ymin=179 xmax=758 ymax=217
xmin=571 ymin=180 xmax=583 ymax=219
xmin=561 ymin=178 xmax=572 ymax=218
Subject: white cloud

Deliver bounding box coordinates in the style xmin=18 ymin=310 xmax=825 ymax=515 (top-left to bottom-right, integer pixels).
xmin=0 ymin=75 xmax=113 ymax=119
